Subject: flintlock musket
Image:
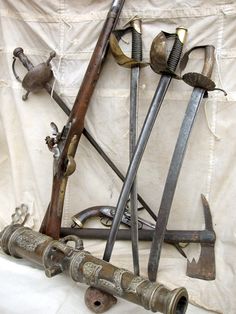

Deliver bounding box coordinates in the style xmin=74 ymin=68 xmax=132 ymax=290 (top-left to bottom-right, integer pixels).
xmin=39 ymin=0 xmax=125 ymax=239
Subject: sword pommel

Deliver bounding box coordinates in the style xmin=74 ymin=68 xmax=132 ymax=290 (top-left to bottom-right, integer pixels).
xmin=176 ymin=27 xmax=188 ymax=44
xmin=130 ymin=16 xmax=142 ymax=34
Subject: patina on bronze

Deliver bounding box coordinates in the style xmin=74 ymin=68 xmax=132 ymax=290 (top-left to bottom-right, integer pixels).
xmin=37 ymin=0 xmax=126 ymax=240
xmin=0 ymin=224 xmax=188 ymax=314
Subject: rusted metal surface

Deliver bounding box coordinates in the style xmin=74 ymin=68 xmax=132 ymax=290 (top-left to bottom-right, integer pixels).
xmin=12 ymin=47 xmax=55 ymax=100
xmin=85 ymin=287 xmax=117 ymax=313
xmin=61 ymin=227 xmax=216 ymax=244
xmin=62 ymin=195 xmax=216 ymax=249
xmin=186 ymin=194 xmax=216 ymax=280
xmin=0 ymin=224 xmax=188 ymax=313
xmin=61 ymin=194 xmax=216 ymax=280
xmin=39 ymin=0 xmax=126 ymax=239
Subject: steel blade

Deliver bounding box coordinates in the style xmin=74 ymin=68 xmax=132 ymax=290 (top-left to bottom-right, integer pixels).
xmin=148 ymin=87 xmax=205 ymax=282
xmin=130 ymin=65 xmax=140 ymax=275
xmin=103 ymin=74 xmax=172 ymax=262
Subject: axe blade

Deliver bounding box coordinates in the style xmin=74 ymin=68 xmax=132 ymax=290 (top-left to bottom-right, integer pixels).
xmin=186 ymin=194 xmax=216 ymax=280
xmin=186 ymin=243 xmax=215 ymax=280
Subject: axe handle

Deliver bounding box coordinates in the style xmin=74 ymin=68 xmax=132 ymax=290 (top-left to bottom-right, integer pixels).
xmin=60 ymin=228 xmax=216 ymax=244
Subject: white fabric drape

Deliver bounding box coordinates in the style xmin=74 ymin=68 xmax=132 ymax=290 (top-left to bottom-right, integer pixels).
xmin=0 ymin=1 xmax=235 ymax=313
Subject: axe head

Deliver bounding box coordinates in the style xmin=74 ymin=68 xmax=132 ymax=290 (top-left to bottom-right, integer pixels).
xmin=186 ymin=243 xmax=215 ymax=280
xmin=186 ymin=194 xmax=216 ymax=280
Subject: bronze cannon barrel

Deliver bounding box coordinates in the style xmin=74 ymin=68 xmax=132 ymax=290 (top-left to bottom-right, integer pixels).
xmin=0 ymin=224 xmax=188 ymax=313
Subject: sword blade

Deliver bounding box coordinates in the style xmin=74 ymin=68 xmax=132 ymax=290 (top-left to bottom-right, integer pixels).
xmin=103 ymin=74 xmax=172 ymax=262
xmin=148 ymin=87 xmax=205 ymax=282
xmin=103 ymin=27 xmax=187 ymax=263
xmin=130 ymin=65 xmax=140 ymax=275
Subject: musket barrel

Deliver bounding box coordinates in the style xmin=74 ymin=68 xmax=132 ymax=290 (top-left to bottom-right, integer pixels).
xmin=39 ymin=0 xmax=126 ymax=239
xmin=0 ymin=224 xmax=188 ymax=313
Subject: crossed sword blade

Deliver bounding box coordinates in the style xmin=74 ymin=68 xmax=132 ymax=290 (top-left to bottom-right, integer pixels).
xmin=148 ymin=87 xmax=215 ymax=282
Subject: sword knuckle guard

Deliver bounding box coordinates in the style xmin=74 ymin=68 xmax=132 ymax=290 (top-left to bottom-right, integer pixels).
xmin=1 ymin=225 xmax=189 ymax=314
xmin=180 ymin=45 xmax=226 ymax=94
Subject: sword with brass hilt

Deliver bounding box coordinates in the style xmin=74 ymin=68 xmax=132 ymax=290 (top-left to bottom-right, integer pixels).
xmin=110 ymin=16 xmax=146 ymax=275
xmin=129 ymin=16 xmax=142 ymax=276
xmin=0 ymin=223 xmax=189 ymax=314
xmin=148 ymin=45 xmax=227 ymax=282
xmin=103 ymin=27 xmax=188 ymax=262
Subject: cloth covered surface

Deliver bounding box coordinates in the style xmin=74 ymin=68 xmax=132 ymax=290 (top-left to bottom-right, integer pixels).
xmin=0 ymin=0 xmax=235 ymax=313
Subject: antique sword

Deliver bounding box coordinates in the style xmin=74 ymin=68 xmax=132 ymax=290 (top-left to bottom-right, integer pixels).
xmin=148 ymin=45 xmax=226 ymax=282
xmin=12 ymin=47 xmax=156 ymax=222
xmin=103 ymin=27 xmax=188 ymax=262
xmin=129 ymin=17 xmax=142 ymax=275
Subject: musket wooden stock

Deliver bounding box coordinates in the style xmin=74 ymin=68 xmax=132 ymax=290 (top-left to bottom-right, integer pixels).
xmin=40 ymin=0 xmax=125 ymax=239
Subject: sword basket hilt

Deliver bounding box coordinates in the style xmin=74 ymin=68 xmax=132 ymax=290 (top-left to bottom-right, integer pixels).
xmin=150 ymin=27 xmax=187 ymax=77
xmin=12 ymin=47 xmax=56 ymax=100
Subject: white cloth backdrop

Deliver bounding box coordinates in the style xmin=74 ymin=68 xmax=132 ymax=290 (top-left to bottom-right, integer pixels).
xmin=0 ymin=0 xmax=235 ymax=313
